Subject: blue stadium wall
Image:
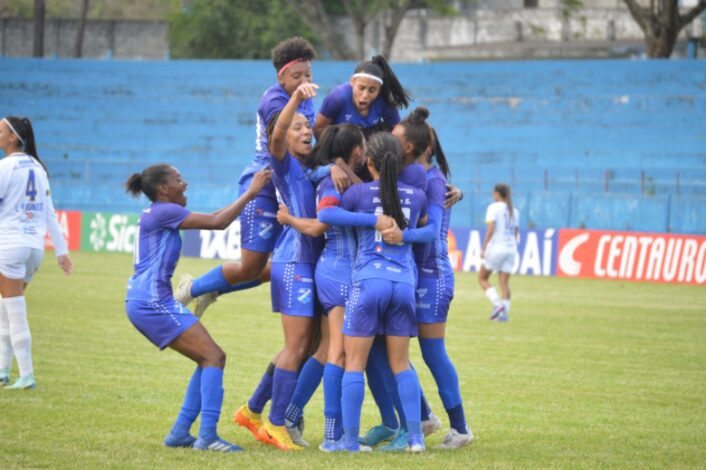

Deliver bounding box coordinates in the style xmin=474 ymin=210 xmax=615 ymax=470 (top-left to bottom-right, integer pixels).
xmin=1 ymin=58 xmax=704 ymax=234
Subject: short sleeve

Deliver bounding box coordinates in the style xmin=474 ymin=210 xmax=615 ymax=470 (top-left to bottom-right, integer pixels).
xmin=260 ymin=93 xmax=289 ymax=129
xmin=156 ymin=203 xmax=190 ymax=230
xmin=426 ymin=177 xmax=446 ymax=208
xmin=485 ymin=204 xmax=496 ymax=224
xmin=341 ymin=183 xmax=360 ymax=211
xmin=270 ymin=151 xmax=291 ymax=177
xmin=319 ymin=85 xmax=346 ymax=120
xmin=317 ymin=179 xmax=342 ymax=212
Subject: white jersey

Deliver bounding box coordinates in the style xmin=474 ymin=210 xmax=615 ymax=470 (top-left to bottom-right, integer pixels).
xmin=0 ymin=152 xmax=67 ymax=255
xmin=485 ymin=201 xmax=519 ymax=251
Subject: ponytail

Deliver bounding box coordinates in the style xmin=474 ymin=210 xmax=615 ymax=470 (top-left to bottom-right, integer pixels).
xmin=125 ymin=164 xmax=172 ymax=202
xmin=495 ymin=183 xmax=514 ymax=221
xmin=429 ymin=127 xmax=450 ymax=179
xmin=311 ymin=124 xmax=364 ymax=168
xmin=367 ymin=132 xmax=407 ymax=230
xmin=3 ymin=116 xmax=48 ymax=176
xmin=354 ymin=55 xmax=411 ymax=110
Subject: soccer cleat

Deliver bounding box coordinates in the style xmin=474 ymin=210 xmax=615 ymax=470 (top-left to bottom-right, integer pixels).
xmin=192 ymin=292 xmax=219 ymax=318
xmin=379 ymin=430 xmax=408 ymax=452
xmin=0 ymin=376 xmax=9 ymax=387
xmin=318 ymin=438 xmax=347 ymax=452
xmin=422 ymin=412 xmax=443 ymax=436
xmin=175 ymin=274 xmax=195 ymax=306
xmin=193 ymin=436 xmax=243 ymax=452
xmin=497 ymin=311 xmax=509 ymax=322
xmin=407 ymin=433 xmax=426 ymax=453
xmin=347 ymin=443 xmax=373 ymax=453
xmin=233 ymin=404 xmax=263 ymax=440
xmin=163 ymin=431 xmax=197 ymax=448
xmin=285 ymin=418 xmax=309 ymax=447
xmin=358 ymin=424 xmax=399 ymax=446
xmin=5 ymin=374 xmax=35 ymax=390
xmin=490 ymin=304 xmax=506 ymax=321
xmin=257 ymin=420 xmax=304 ymax=451
xmin=435 ymin=428 xmax=474 ymax=450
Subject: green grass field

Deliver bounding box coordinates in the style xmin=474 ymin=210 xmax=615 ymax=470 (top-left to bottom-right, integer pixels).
xmin=1 ymin=251 xmax=704 ymax=469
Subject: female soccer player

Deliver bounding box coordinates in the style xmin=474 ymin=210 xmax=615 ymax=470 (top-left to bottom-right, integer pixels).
xmin=384 ymin=108 xmax=473 ymax=449
xmin=0 ymin=116 xmax=73 ymax=390
xmin=314 ymin=55 xmax=411 ymax=139
xmin=124 ymin=163 xmax=271 ymax=452
xmin=273 ymin=124 xmax=367 ymax=450
xmin=320 ymin=132 xmax=428 ymax=453
xmin=478 ymin=183 xmax=519 ymax=322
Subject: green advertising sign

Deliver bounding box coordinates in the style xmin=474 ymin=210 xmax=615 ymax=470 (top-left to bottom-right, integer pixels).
xmin=80 ymin=212 xmax=139 ymax=253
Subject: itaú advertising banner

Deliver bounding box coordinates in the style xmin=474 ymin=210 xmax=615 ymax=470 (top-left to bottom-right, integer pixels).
xmin=557 ymin=229 xmax=706 ymax=285
xmin=44 ymin=210 xmax=82 ymax=251
xmin=448 ymin=227 xmax=558 ymax=276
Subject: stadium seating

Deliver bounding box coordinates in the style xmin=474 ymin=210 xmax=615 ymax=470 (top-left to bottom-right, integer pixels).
xmin=1 ymin=58 xmax=704 ymax=233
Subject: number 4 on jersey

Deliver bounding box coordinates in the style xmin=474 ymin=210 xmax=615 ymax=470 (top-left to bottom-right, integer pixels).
xmin=25 ymin=169 xmax=37 ymax=201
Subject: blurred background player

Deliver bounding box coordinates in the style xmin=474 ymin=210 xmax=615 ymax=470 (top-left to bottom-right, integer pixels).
xmin=479 ymin=183 xmax=519 ymax=322
xmin=124 ymin=164 xmax=271 ymax=452
xmin=0 ymin=116 xmax=73 ymax=390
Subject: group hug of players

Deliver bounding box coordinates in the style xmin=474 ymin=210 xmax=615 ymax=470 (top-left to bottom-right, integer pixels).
xmin=122 ymin=36 xmax=519 ymax=454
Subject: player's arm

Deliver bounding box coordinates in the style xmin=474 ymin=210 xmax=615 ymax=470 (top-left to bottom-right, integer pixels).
xmin=270 ymin=83 xmax=319 ymax=161
xmin=482 ymin=221 xmax=495 ymax=258
xmin=45 ymin=190 xmax=73 ymax=275
xmin=180 ymin=169 xmax=271 ymax=230
xmin=318 ymin=185 xmax=393 ymax=231
xmin=277 ymin=204 xmax=329 ymax=237
xmin=314 ymin=113 xmax=333 ymax=140
xmin=382 ymin=204 xmax=441 ymax=245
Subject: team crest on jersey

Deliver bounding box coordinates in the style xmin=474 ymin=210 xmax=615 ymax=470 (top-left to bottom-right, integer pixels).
xmin=258 ymin=222 xmax=273 ymax=239
xmin=344 ymin=114 xmax=352 ymax=121
xmin=416 ymin=288 xmax=428 ymax=298
xmin=297 ymin=288 xmax=312 ymax=304
xmin=373 ymin=262 xmax=382 ymax=269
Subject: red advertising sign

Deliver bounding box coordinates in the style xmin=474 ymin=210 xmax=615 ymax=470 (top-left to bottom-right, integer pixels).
xmin=557 ymin=229 xmax=706 ymax=285
xmin=44 ymin=210 xmax=82 ymax=251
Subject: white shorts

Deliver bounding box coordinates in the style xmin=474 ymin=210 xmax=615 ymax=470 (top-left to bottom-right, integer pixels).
xmin=0 ymin=247 xmax=44 ymax=282
xmin=483 ymin=247 xmax=517 ymax=274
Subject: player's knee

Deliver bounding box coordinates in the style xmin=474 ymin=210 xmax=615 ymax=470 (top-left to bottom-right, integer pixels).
xmin=203 ymin=346 xmax=226 ymax=368
xmin=328 ymin=348 xmax=345 ymax=366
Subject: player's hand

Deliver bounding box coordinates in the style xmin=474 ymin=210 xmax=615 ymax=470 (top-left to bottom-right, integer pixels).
xmin=381 ymin=222 xmax=404 ymax=245
xmin=480 ymin=248 xmax=485 ymax=259
xmin=294 ymin=83 xmax=319 ymax=101
xmin=57 ymin=254 xmax=73 ymax=275
xmin=276 ymin=204 xmax=291 ymax=225
xmin=331 ymin=165 xmax=351 ymax=193
xmin=444 ymin=184 xmax=463 ymax=209
xmin=375 ymin=214 xmax=395 ymax=232
xmin=247 ymin=169 xmax=272 ymax=197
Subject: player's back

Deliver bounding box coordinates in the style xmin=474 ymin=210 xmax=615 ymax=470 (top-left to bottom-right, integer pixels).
xmin=342 ymin=181 xmax=426 ymax=286
xmin=0 ymin=153 xmax=52 ymax=250
xmin=317 ymin=176 xmax=356 ymax=265
xmin=487 ymin=201 xmax=519 ymax=250
xmin=414 ymin=166 xmax=453 ymax=277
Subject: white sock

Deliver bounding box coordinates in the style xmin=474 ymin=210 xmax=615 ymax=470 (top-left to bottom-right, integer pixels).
xmin=502 ymin=299 xmax=511 ymax=314
xmin=485 ymin=287 xmax=500 ymax=307
xmin=0 ymin=297 xmax=13 ymax=374
xmin=4 ymin=296 xmax=33 ymax=378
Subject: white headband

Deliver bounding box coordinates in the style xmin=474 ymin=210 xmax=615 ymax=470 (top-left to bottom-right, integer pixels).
xmin=352 ymin=72 xmax=383 ymax=85
xmin=2 ymin=118 xmax=25 ymax=145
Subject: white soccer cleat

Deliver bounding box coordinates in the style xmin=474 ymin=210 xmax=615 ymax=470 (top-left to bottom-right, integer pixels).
xmin=422 ymin=412 xmax=443 ymax=436
xmin=285 ymin=419 xmax=310 ymax=448
xmin=192 ymin=292 xmax=219 ymax=319
xmin=435 ymin=428 xmax=474 ymax=450
xmin=175 ymin=274 xmax=194 ymax=306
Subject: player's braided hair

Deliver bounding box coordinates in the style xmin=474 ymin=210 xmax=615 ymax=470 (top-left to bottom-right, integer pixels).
xmin=355 ymin=55 xmax=411 ymax=109
xmin=271 ymin=36 xmax=316 ymax=72
xmin=367 ymin=132 xmax=407 ymax=230
xmin=4 ymin=115 xmax=48 ymax=176
xmin=125 ymin=164 xmax=172 ymax=202
xmin=495 ymin=183 xmax=514 ymax=222
xmin=311 ymin=124 xmax=364 ymax=168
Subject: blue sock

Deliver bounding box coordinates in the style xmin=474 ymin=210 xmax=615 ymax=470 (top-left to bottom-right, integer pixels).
xmin=218 ymin=279 xmax=261 ymax=295
xmin=269 ymin=368 xmax=298 ymax=426
xmin=419 ymin=338 xmax=467 ymax=431
xmin=420 ymin=387 xmax=432 ymax=421
xmin=285 ymin=357 xmax=324 ymax=424
xmin=365 ymin=353 xmax=400 ymax=430
xmin=447 ymin=404 xmax=469 ymax=434
xmin=341 ymin=371 xmax=365 ymax=451
xmin=171 ymin=367 xmax=202 ymax=437
xmin=370 ymin=339 xmax=406 ymax=429
xmin=191 ymin=266 xmax=230 ymax=297
xmin=248 ymin=362 xmax=275 ymax=414
xmin=199 ymin=367 xmax=224 ymax=442
xmin=396 ymin=369 xmax=422 ymax=441
xmin=323 ymin=363 xmax=344 ymax=441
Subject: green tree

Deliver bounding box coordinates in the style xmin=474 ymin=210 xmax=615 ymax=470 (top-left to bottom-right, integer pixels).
xmin=168 ymin=0 xmax=319 ymax=59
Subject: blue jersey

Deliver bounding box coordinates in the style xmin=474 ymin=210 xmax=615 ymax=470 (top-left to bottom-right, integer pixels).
xmin=317 ymin=176 xmax=356 ymax=268
xmin=414 ymin=167 xmax=453 ymax=278
xmin=271 ymin=151 xmax=322 ymax=264
xmin=126 ymin=202 xmax=190 ymax=302
xmin=398 ymin=163 xmax=428 ymax=192
xmin=319 ymin=83 xmax=400 ymax=134
xmin=341 ymin=181 xmax=426 ymax=286
xmin=242 ymin=84 xmax=315 ymax=178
